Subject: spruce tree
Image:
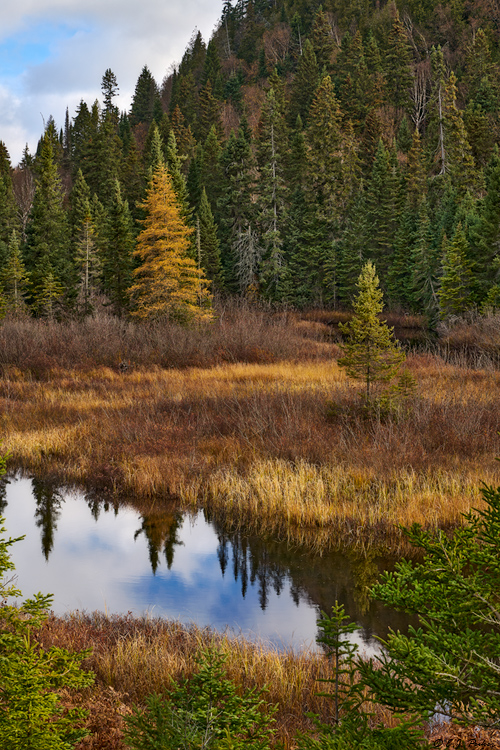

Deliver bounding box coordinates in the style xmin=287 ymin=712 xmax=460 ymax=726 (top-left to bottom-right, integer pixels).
xmin=338 ymin=261 xmax=405 ymax=402
xmin=197 ymin=187 xmax=223 ymax=287
xmin=257 ymin=83 xmax=288 ymax=300
xmin=100 ymin=179 xmax=134 ymax=317
xmin=0 ymin=230 xmax=28 ymax=316
xmin=25 ymin=131 xmax=73 ymax=312
xmin=438 ymin=222 xmax=473 ymax=318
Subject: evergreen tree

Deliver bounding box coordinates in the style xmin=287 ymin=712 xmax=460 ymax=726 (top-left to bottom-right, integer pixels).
xmin=288 ymin=39 xmax=320 ymax=126
xmin=0 ymin=142 xmax=20 ymax=269
xmin=218 ymin=127 xmax=256 ymax=292
xmin=130 ymin=66 xmax=160 ymax=128
xmin=257 ymin=83 xmax=288 ymax=300
xmin=100 ymin=179 xmax=134 ymax=317
xmin=438 ymin=222 xmax=473 ymax=318
xmin=197 ymin=187 xmax=223 ymax=287
xmin=443 ymin=72 xmax=482 ymax=198
xmin=364 ymin=140 xmax=402 ymax=284
xmin=0 ymin=230 xmax=28 ymax=316
xmin=310 ymin=5 xmax=335 ymax=72
xmin=24 ymin=131 xmax=73 ymax=312
xmin=101 ymin=68 xmax=119 ymax=122
xmin=410 ymin=198 xmax=440 ymax=319
xmin=0 ymin=455 xmax=94 ymax=750
xmin=75 ymin=202 xmax=100 ymax=317
xmin=338 ymin=261 xmax=405 ymax=402
xmin=359 ymin=482 xmax=500 ymax=729
xmin=129 ymin=164 xmax=212 ymax=322
xmin=384 ymin=10 xmax=414 ymax=117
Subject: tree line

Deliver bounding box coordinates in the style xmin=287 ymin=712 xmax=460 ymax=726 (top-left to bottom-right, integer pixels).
xmin=2 ymin=0 xmax=500 ymax=320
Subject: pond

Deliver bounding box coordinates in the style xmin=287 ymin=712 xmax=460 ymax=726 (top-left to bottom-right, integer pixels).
xmin=1 ymin=476 xmax=410 ymax=652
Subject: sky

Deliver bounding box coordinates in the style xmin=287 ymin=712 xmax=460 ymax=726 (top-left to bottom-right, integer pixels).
xmin=0 ymin=0 xmax=224 ymax=167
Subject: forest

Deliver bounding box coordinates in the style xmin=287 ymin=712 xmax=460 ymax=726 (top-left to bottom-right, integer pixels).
xmin=2 ymin=0 xmax=500 ymax=747
xmin=1 ymin=0 xmax=500 ymax=319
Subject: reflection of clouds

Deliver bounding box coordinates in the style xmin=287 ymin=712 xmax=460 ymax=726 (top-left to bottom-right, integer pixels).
xmin=3 ymin=480 xmax=321 ymax=650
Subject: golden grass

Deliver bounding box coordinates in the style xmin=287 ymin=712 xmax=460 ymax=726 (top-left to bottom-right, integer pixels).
xmin=2 ymin=352 xmax=500 ymax=548
xmin=36 ymin=613 xmax=500 ymax=750
xmin=34 ymin=612 xmax=397 ymax=750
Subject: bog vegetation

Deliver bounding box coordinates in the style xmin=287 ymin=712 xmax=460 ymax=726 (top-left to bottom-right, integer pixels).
xmin=2 ymin=0 xmax=500 ymax=746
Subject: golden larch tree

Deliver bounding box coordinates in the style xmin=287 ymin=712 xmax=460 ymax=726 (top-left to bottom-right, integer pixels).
xmin=129 ymin=164 xmax=212 ymax=322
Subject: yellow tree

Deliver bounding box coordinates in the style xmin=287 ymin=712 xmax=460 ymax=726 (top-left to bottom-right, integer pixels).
xmin=129 ymin=164 xmax=212 ymax=322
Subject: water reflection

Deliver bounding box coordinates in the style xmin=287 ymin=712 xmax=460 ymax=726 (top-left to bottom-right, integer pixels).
xmin=2 ymin=476 xmax=410 ymax=650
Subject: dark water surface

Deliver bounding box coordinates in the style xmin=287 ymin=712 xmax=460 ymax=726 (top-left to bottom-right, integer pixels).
xmin=1 ymin=476 xmax=409 ymax=652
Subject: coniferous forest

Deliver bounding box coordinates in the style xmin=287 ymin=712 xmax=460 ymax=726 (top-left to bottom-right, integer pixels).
xmin=2 ymin=0 xmax=500 ymax=321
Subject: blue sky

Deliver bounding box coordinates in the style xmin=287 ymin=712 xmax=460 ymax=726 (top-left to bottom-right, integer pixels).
xmin=0 ymin=0 xmax=223 ymax=165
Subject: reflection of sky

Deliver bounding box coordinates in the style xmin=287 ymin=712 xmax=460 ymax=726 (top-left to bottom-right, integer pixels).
xmin=3 ymin=478 xmax=324 ymax=650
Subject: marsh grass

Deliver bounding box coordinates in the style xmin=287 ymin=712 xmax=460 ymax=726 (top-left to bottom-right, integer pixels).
xmin=1 ymin=311 xmax=500 ymax=548
xmin=33 ymin=612 xmax=398 ymax=750
xmin=35 ymin=613 xmax=500 ymax=750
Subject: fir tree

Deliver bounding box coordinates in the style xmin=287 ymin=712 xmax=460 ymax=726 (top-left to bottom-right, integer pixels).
xmin=197 ymin=187 xmax=223 ymax=287
xmin=338 ymin=261 xmax=405 ymax=402
xmin=100 ymin=179 xmax=134 ymax=317
xmin=438 ymin=222 xmax=473 ymax=318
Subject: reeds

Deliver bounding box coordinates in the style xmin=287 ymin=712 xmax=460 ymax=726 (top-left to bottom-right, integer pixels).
xmin=35 ymin=612 xmax=500 ymax=750
xmin=1 ymin=313 xmax=499 ymax=549
xmin=32 ymin=612 xmax=397 ymax=750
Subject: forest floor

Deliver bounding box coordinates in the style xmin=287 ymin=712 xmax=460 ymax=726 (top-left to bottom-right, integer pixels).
xmin=1 ymin=304 xmax=499 ymax=552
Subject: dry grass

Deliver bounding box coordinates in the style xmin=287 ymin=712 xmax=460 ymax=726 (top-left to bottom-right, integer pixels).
xmin=34 ymin=613 xmax=500 ymax=750
xmin=1 ymin=310 xmax=500 ymax=549
xmin=2 ymin=355 xmax=500 ymax=549
xmin=35 ymin=612 xmax=337 ymax=749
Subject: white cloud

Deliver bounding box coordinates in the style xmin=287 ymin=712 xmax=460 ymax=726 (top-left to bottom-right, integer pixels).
xmin=0 ymin=0 xmax=222 ymax=165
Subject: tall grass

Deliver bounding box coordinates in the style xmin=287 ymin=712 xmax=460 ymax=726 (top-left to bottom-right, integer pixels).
xmin=2 ymin=351 xmax=499 ymax=547
xmin=32 ymin=612 xmax=398 ymax=750
xmin=35 ymin=613 xmax=500 ymax=750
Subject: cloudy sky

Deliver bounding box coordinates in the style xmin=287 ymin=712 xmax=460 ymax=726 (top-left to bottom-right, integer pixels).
xmin=0 ymin=0 xmax=223 ymax=166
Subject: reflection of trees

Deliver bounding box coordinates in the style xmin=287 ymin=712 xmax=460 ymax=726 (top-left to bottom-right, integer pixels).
xmin=32 ymin=478 xmax=64 ymax=560
xmin=135 ymin=511 xmax=184 ymax=573
xmin=84 ymin=489 xmax=119 ymax=520
xmin=211 ymin=515 xmax=412 ymax=644
xmin=0 ymin=477 xmax=9 ymax=515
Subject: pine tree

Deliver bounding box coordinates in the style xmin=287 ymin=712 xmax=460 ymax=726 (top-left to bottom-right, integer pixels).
xmin=129 ymin=164 xmax=212 ymax=322
xmin=338 ymin=261 xmax=405 ymax=402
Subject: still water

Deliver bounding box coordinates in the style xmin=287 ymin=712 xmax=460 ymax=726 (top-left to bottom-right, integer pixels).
xmin=1 ymin=476 xmax=408 ymax=652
